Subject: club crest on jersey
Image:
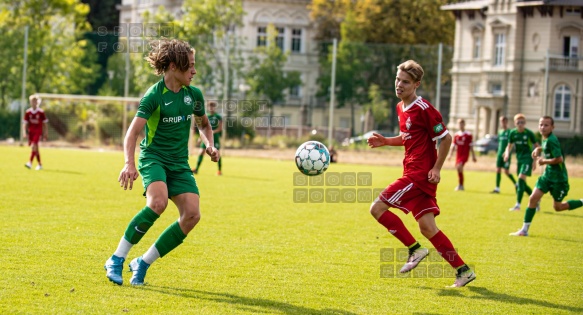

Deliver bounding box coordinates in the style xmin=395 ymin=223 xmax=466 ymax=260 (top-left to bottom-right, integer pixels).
xmin=184 ymin=95 xmax=193 ymax=105
xmin=406 ymin=117 xmax=412 ymax=130
xmin=433 ymin=123 xmax=444 ymax=133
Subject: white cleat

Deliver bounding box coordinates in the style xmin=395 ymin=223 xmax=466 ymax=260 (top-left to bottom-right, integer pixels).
xmin=449 ymin=266 xmax=476 ymax=288
xmin=509 ymin=229 xmax=528 ymax=237
xmin=509 ymin=204 xmax=521 ymax=211
xmin=25 ymin=162 xmax=32 ymax=169
xmin=454 ymin=185 xmax=464 ymax=191
xmin=35 ymin=165 xmax=43 ymax=170
xmin=399 ymin=248 xmax=429 ymax=273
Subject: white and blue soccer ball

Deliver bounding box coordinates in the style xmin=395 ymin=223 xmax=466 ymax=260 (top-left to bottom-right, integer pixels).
xmin=295 ymin=141 xmax=330 ymax=176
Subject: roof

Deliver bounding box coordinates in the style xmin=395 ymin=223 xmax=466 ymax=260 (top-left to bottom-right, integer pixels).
xmin=516 ymin=0 xmax=583 ymax=6
xmin=441 ymin=0 xmax=582 ymax=11
xmin=441 ymin=0 xmax=490 ymax=11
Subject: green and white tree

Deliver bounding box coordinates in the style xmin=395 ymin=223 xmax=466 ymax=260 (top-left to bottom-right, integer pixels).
xmin=2 ymin=0 xmax=100 ymax=96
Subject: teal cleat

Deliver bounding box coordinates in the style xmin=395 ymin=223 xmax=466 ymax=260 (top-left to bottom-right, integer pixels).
xmin=128 ymin=256 xmax=150 ymax=285
xmin=104 ymin=255 xmax=125 ymax=285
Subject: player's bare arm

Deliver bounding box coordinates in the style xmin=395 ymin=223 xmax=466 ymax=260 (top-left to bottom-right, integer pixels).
xmin=195 ymin=114 xmax=220 ymax=162
xmin=447 ymin=143 xmax=456 ymax=160
xmin=503 ymin=143 xmax=513 ymax=162
xmin=42 ymin=122 xmax=48 ymax=141
xmin=367 ymin=133 xmax=403 ymax=148
xmin=538 ymin=155 xmax=563 ymax=166
xmin=429 ymin=133 xmax=452 ymax=184
xmin=118 ymin=117 xmax=146 ymax=190
xmin=214 ymin=119 xmax=223 ymax=134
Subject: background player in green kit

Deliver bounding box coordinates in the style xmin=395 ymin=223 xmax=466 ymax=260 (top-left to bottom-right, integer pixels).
xmin=504 ymin=113 xmax=539 ymax=211
xmin=491 ymin=116 xmax=517 ymax=193
xmin=192 ymin=101 xmax=222 ymax=175
xmin=104 ymin=38 xmax=219 ymax=285
xmin=509 ymin=116 xmax=583 ymax=236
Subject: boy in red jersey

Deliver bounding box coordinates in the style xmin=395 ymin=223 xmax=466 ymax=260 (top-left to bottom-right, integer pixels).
xmin=367 ymin=60 xmax=475 ymax=287
xmin=23 ymin=95 xmax=48 ymax=170
xmin=448 ymin=118 xmax=476 ymax=191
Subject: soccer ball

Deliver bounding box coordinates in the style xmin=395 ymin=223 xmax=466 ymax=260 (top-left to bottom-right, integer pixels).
xmin=295 ymin=141 xmax=330 ymax=176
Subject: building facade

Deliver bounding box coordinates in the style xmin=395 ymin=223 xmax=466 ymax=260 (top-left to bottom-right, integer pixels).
xmin=117 ymin=0 xmax=360 ymax=141
xmin=442 ymin=0 xmax=583 ymax=138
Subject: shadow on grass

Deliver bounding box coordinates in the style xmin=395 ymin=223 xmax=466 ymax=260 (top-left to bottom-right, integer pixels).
xmin=541 ymin=211 xmax=583 ymax=218
xmin=37 ymin=169 xmax=84 ymax=175
xmin=419 ymin=285 xmax=583 ymax=313
xmin=140 ymin=286 xmax=356 ymax=315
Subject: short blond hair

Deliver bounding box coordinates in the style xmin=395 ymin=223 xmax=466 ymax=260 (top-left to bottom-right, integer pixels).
xmin=397 ymin=60 xmax=424 ymax=82
xmin=514 ymin=113 xmax=525 ymax=121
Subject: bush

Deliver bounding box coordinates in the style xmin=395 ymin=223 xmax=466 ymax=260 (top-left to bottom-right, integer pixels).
xmin=559 ymin=135 xmax=583 ymax=157
xmin=0 ymin=109 xmax=21 ymax=139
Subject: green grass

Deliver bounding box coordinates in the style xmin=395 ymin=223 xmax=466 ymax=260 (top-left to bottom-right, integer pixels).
xmin=1 ymin=145 xmax=582 ymax=314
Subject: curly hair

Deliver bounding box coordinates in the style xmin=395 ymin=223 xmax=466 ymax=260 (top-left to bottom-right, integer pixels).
xmin=397 ymin=60 xmax=424 ymax=82
xmin=145 ymin=38 xmax=195 ymax=75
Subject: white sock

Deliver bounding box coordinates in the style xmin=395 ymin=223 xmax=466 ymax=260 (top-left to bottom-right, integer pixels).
xmin=522 ymin=222 xmax=531 ymax=232
xmin=142 ymin=245 xmax=160 ymax=265
xmin=113 ymin=237 xmax=133 ymax=259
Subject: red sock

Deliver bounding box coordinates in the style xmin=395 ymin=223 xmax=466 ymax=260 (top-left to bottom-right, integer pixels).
xmin=429 ymin=230 xmax=465 ymax=268
xmin=458 ymin=172 xmax=464 ymax=186
xmin=36 ymin=152 xmax=41 ymax=165
xmin=377 ymin=211 xmax=416 ymax=247
xmin=29 ymin=151 xmax=36 ymax=162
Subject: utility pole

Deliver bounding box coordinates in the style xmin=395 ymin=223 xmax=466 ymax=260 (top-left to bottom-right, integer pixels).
xmin=19 ymin=25 xmax=29 ymax=145
xmin=327 ymin=38 xmax=337 ymax=148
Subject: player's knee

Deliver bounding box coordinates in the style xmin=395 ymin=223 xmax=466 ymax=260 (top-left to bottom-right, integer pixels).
xmin=553 ymin=204 xmax=562 ymax=211
xmin=181 ymin=210 xmax=200 ymax=231
xmin=148 ymin=200 xmax=168 ymax=214
xmin=369 ymin=201 xmax=385 ymax=219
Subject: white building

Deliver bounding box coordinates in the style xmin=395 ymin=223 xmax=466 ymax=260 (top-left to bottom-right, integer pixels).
xmin=117 ymin=0 xmax=359 ymax=141
xmin=442 ymin=0 xmax=583 ymax=138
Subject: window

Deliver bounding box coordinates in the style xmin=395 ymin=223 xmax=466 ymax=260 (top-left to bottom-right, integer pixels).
xmin=566 ymin=7 xmax=582 ymax=15
xmin=340 ymin=117 xmax=350 ymax=129
xmin=491 ymin=83 xmax=503 ymax=96
xmin=275 ymin=27 xmax=285 ymax=50
xmin=494 ymin=33 xmax=505 ymax=66
xmin=473 ymin=35 xmax=481 ymax=59
xmin=289 ymin=84 xmax=301 ymax=98
xmin=563 ymin=36 xmax=580 ymax=57
xmin=554 ymin=85 xmax=571 ymax=120
xmin=291 ymin=28 xmax=302 ymax=53
xmin=257 ymin=27 xmax=267 ymax=47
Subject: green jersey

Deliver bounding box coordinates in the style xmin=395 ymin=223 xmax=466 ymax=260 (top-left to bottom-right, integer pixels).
xmin=541 ymin=133 xmax=568 ymax=182
xmin=208 ymin=112 xmax=222 ymax=140
xmin=508 ymin=128 xmax=537 ymax=162
xmin=136 ymin=79 xmax=205 ymax=163
xmin=497 ymin=128 xmax=510 ymax=156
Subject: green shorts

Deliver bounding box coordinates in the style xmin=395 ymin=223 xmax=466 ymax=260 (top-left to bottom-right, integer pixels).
xmin=138 ymin=157 xmax=199 ymax=197
xmin=535 ymin=176 xmax=570 ymax=202
xmin=517 ymin=160 xmax=533 ymax=177
xmin=496 ymin=154 xmax=510 ymax=169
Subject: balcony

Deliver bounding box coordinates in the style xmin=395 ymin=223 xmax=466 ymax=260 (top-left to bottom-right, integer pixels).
xmin=548 ymin=55 xmax=583 ymax=72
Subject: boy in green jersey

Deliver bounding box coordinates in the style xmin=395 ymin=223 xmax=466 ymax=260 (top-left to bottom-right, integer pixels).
xmin=192 ymin=101 xmax=223 ymax=175
xmin=510 ymin=116 xmax=582 ymax=236
xmin=491 ymin=116 xmax=517 ymax=193
xmin=104 ymin=39 xmax=220 ymax=285
xmin=504 ymin=113 xmax=539 ymax=211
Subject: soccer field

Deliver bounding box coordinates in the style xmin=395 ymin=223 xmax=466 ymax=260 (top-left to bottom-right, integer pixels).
xmin=1 ymin=145 xmax=582 ymax=314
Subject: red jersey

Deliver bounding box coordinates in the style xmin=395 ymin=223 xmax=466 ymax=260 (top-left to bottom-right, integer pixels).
xmin=398 ymin=96 xmax=448 ymax=197
xmin=24 ymin=108 xmax=48 ymax=134
xmin=453 ymin=131 xmax=473 ymax=163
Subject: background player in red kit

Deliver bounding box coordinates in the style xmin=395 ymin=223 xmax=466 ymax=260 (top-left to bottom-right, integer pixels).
xmin=367 ymin=60 xmax=475 ymax=288
xmin=448 ymin=118 xmax=476 ymax=191
xmin=23 ymin=95 xmax=48 ymax=170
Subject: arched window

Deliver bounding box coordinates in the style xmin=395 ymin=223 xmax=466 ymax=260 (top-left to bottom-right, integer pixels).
xmin=553 ymin=84 xmax=571 ymax=120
